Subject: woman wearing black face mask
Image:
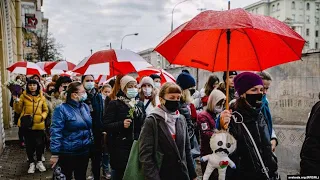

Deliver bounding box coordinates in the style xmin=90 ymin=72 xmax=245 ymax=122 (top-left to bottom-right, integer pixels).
xmin=218 ymin=72 xmax=279 ymax=180
xmin=139 ymin=82 xmax=197 ymax=180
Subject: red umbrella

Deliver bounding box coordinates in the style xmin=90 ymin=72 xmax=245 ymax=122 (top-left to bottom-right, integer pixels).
xmin=47 ymin=61 xmax=76 ymax=75
xmin=137 ymin=68 xmax=175 ymax=84
xmin=7 ymin=61 xmax=47 ymax=75
xmin=155 ymin=8 xmax=305 ymax=129
xmin=73 ymin=49 xmax=152 ymax=76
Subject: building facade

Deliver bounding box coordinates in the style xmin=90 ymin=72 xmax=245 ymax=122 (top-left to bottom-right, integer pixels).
xmin=21 ymin=0 xmax=48 ymax=62
xmin=138 ymin=48 xmax=170 ymax=69
xmin=244 ymin=0 xmax=320 ymax=51
xmin=0 ymin=0 xmax=21 ymax=154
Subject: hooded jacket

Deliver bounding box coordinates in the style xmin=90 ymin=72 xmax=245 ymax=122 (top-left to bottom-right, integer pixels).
xmin=14 ymin=90 xmax=48 ymax=130
xmin=217 ymin=100 xmax=278 ymax=179
xmin=139 ymin=106 xmax=197 ymax=180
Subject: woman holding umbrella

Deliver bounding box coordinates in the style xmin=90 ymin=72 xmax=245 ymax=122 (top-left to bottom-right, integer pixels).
xmin=219 ymin=72 xmax=279 ymax=179
xmin=104 ymin=75 xmax=145 ymax=180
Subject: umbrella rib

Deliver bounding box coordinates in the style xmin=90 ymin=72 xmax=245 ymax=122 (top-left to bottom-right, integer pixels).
xmin=212 ymin=29 xmax=226 ymax=72
xmin=275 ymin=34 xmax=304 ymax=60
xmin=243 ymin=30 xmax=263 ymax=71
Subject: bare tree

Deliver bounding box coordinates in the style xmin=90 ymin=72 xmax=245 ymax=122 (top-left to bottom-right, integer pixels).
xmin=32 ymin=31 xmax=63 ymax=62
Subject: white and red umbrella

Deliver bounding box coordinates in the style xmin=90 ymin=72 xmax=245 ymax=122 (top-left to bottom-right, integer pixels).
xmin=73 ymin=49 xmax=152 ymax=76
xmin=47 ymin=61 xmax=76 ymax=75
xmin=94 ymin=75 xmax=117 ymax=85
xmin=7 ymin=61 xmax=47 ymax=75
xmin=36 ymin=61 xmax=58 ymax=74
xmin=137 ymin=68 xmax=175 ymax=84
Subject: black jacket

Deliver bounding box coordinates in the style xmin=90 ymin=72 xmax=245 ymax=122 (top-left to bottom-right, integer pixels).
xmin=226 ymin=101 xmax=278 ymax=180
xmin=103 ymin=91 xmax=145 ymax=170
xmin=139 ymin=113 xmax=197 ymax=180
xmin=300 ymin=101 xmax=320 ymax=175
xmin=179 ymin=102 xmax=195 ymax=139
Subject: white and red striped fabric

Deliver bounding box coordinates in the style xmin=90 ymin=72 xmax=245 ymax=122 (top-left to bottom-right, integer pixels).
xmin=49 ymin=61 xmax=76 ymax=75
xmin=73 ymin=49 xmax=152 ymax=76
xmin=7 ymin=61 xmax=47 ymax=75
xmin=137 ymin=68 xmax=175 ymax=84
xmin=36 ymin=61 xmax=57 ymax=73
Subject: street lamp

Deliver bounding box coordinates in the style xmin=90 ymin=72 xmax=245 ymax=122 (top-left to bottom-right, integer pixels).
xmin=171 ymin=0 xmax=190 ymax=32
xmin=120 ymin=33 xmax=139 ymax=49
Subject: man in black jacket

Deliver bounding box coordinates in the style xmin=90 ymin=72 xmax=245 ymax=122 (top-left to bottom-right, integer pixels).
xmin=82 ymin=75 xmax=104 ymax=180
xmin=300 ymin=93 xmax=320 ymax=175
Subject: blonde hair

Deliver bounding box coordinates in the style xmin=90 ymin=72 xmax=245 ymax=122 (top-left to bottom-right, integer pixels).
xmin=100 ymin=84 xmax=112 ymax=93
xmin=181 ymin=89 xmax=193 ymax=104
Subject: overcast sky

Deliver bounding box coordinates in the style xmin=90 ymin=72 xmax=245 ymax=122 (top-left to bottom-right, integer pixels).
xmin=43 ymin=0 xmax=258 ymax=64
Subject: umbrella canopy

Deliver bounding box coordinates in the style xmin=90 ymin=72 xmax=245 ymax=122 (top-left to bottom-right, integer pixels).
xmin=137 ymin=68 xmax=175 ymax=84
xmin=36 ymin=61 xmax=58 ymax=74
xmin=155 ymin=8 xmax=305 ymax=72
xmin=73 ymin=49 xmax=153 ymax=76
xmin=7 ymin=61 xmax=47 ymax=75
xmin=47 ymin=61 xmax=76 ymax=75
xmin=94 ymin=75 xmax=114 ymax=85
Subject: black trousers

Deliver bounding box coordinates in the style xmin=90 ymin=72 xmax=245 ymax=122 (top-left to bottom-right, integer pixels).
xmin=58 ymin=154 xmax=90 ymax=180
xmin=24 ymin=130 xmax=44 ymax=163
xmin=18 ymin=127 xmax=25 ymax=144
xmin=90 ymin=133 xmax=102 ymax=180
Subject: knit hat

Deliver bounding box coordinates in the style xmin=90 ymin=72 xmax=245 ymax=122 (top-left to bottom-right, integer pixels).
xmin=176 ymin=72 xmax=196 ymax=90
xmin=223 ymin=71 xmax=238 ymax=82
xmin=150 ymin=74 xmax=161 ymax=80
xmin=234 ymin=72 xmax=263 ymax=96
xmin=210 ymin=89 xmax=226 ymax=107
xmin=139 ymin=76 xmax=154 ymax=88
xmin=120 ymin=75 xmax=137 ymax=91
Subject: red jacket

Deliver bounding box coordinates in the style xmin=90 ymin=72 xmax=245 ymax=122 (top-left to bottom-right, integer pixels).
xmin=197 ymin=110 xmax=216 ymax=156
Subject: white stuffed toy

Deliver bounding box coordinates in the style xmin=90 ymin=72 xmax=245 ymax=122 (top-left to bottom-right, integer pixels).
xmin=201 ymin=130 xmax=237 ymax=180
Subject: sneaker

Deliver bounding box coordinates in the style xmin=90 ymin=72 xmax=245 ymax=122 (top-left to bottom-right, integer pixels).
xmin=41 ymin=155 xmax=45 ymax=162
xmin=87 ymin=176 xmax=94 ymax=180
xmin=28 ymin=163 xmax=35 ymax=174
xmin=36 ymin=161 xmax=46 ymax=172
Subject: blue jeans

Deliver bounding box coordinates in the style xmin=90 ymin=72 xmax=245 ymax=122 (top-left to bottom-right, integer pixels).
xmin=102 ymin=152 xmax=110 ymax=172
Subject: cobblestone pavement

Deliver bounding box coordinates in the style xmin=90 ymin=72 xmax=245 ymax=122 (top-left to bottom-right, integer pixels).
xmin=0 ymin=141 xmax=53 ymax=180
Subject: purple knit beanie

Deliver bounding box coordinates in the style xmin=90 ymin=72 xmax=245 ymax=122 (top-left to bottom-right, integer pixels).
xmin=234 ymin=72 xmax=263 ymax=96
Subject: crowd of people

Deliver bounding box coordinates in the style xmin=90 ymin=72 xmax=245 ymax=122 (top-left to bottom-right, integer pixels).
xmin=8 ymin=70 xmax=320 ymax=180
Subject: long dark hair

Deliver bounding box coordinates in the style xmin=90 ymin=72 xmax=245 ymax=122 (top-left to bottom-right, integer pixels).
xmin=204 ymin=75 xmax=220 ymax=96
xmin=66 ymin=81 xmax=82 ymax=101
xmin=26 ymin=79 xmax=41 ymax=96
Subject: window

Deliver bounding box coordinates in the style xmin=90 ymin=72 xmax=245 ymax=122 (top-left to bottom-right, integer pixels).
xmin=306 ymin=15 xmax=310 ymax=23
xmin=26 ymin=53 xmax=32 ymax=61
xmin=272 ymin=4 xmax=275 ymax=12
xmin=306 ymin=28 xmax=310 ymax=36
xmin=316 ymin=42 xmax=318 ymax=49
xmin=26 ymin=39 xmax=32 ymax=47
xmin=307 ymin=3 xmax=310 ymax=10
xmin=316 ymin=17 xmax=320 ymax=25
xmin=292 ymin=1 xmax=296 ymax=9
xmin=277 ymin=3 xmax=280 ymax=11
xmin=292 ymin=14 xmax=295 ymax=21
xmin=256 ymin=8 xmax=258 ymax=14
xmin=316 ymin=30 xmax=319 ymax=37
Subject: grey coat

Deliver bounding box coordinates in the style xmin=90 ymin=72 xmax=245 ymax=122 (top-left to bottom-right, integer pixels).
xmin=139 ymin=114 xmax=197 ymax=180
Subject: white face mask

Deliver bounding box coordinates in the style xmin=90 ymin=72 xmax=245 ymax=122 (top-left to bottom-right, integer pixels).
xmin=143 ymin=87 xmax=153 ymax=97
xmin=214 ymin=106 xmax=224 ymax=113
xmin=84 ymin=82 xmax=95 ymax=90
xmin=154 ymin=82 xmax=161 ymax=89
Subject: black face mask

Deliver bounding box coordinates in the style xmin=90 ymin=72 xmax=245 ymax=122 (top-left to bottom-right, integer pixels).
xmin=189 ymin=89 xmax=196 ymax=96
xmin=164 ymin=99 xmax=180 ymax=112
xmin=245 ymin=94 xmax=263 ymax=109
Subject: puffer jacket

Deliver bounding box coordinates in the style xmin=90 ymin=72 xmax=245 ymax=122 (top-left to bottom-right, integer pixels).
xmin=103 ymin=90 xmax=146 ymax=170
xmin=221 ymin=101 xmax=278 ymax=180
xmin=50 ymin=99 xmax=93 ymax=155
xmin=14 ymin=91 xmax=48 ymax=130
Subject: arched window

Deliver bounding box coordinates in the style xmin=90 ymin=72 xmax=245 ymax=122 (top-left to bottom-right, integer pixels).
xmin=277 ymin=3 xmax=280 ymax=10
xmin=307 ymin=3 xmax=310 ymax=10
xmin=292 ymin=1 xmax=295 ymax=9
